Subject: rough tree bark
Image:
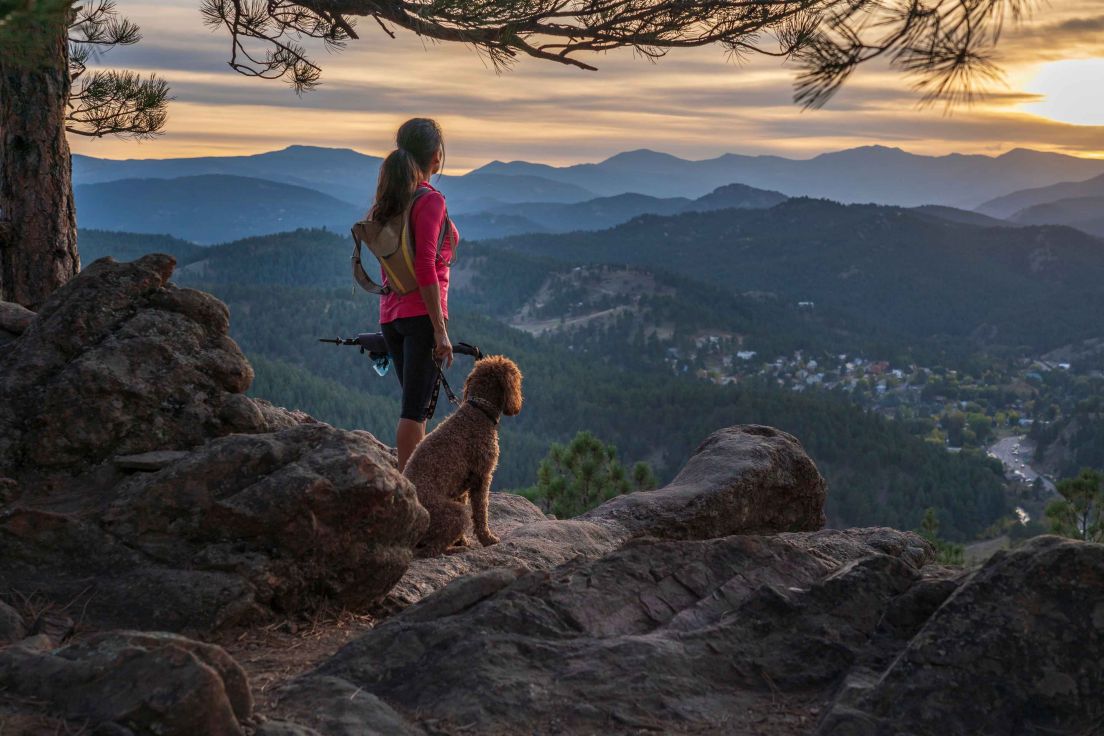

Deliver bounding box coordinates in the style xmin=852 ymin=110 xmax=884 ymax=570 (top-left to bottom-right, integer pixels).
xmin=0 ymin=17 xmax=79 ymax=309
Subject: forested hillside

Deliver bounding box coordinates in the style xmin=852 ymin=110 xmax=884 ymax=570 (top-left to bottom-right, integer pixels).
xmin=486 ymin=198 xmax=1104 ymax=355
xmin=76 ymin=226 xmax=1012 ymax=540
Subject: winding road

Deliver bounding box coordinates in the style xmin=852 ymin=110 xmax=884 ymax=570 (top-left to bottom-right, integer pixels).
xmin=987 ymin=436 xmax=1057 ymax=493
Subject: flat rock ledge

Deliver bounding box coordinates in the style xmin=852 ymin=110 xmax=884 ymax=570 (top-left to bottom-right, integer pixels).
xmin=276 ymin=534 xmax=1102 ymax=736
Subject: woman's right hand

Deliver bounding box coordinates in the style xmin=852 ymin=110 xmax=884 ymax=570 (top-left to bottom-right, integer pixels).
xmin=435 ymin=330 xmax=454 ymax=369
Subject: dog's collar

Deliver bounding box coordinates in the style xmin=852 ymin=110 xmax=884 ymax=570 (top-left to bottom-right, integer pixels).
xmin=466 ymin=396 xmax=501 ymax=426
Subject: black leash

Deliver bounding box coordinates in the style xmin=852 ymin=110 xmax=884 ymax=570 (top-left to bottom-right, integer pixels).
xmin=423 ymin=342 xmax=483 ymax=421
xmin=423 ymin=361 xmax=459 ymax=421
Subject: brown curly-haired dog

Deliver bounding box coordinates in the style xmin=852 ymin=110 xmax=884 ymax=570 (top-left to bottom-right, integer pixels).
xmin=403 ymin=355 xmax=523 ymax=557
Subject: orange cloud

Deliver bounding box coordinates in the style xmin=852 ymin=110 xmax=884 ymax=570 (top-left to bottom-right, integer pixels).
xmin=68 ymin=0 xmax=1104 ymax=167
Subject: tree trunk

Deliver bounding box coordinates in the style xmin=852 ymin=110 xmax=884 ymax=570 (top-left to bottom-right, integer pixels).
xmin=0 ymin=17 xmax=79 ymax=309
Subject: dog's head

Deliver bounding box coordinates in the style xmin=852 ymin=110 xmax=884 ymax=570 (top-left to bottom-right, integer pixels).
xmin=463 ymin=355 xmax=523 ymax=417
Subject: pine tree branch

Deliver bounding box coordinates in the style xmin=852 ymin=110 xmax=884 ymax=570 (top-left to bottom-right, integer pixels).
xmin=204 ymin=0 xmax=1032 ymax=105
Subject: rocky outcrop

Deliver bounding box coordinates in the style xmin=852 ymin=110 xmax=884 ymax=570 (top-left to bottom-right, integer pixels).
xmin=0 ymin=256 xmax=428 ymax=632
xmin=817 ymin=535 xmax=1104 ymax=736
xmin=378 ymin=425 xmax=827 ymax=613
xmin=1 ymin=422 xmax=428 ymax=633
xmin=0 ymin=631 xmax=253 ymax=735
xmin=0 ymin=255 xmax=303 ymax=489
xmin=377 ymin=493 xmax=623 ymax=614
xmin=103 ymin=425 xmax=427 ymax=613
xmin=582 ymin=424 xmax=827 ymax=538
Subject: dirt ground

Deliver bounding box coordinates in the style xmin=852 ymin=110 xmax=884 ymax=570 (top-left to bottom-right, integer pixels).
xmin=214 ymin=608 xmax=378 ymax=715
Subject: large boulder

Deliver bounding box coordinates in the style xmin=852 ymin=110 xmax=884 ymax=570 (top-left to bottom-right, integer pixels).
xmin=817 ymin=535 xmax=1104 ymax=735
xmin=103 ymin=424 xmax=427 ymax=613
xmin=0 ymin=255 xmax=428 ymax=632
xmin=0 ymin=254 xmax=302 ymax=490
xmin=378 ymin=425 xmax=827 ymax=613
xmin=276 ymin=528 xmax=944 ymax=735
xmin=582 ymin=424 xmax=827 ymax=538
xmin=0 ymin=631 xmax=253 ymax=735
xmin=0 ymin=424 xmax=428 ymax=632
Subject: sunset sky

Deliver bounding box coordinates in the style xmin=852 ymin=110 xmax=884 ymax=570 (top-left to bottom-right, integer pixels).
xmin=70 ymin=0 xmax=1104 ymax=171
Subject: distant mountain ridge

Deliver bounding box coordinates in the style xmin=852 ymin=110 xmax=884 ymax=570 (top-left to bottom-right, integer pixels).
xmin=74 ymin=170 xmax=787 ymax=244
xmin=73 ymin=146 xmax=597 ymax=214
xmin=454 ymin=182 xmax=788 ymax=239
xmin=976 ymin=172 xmax=1104 ymax=218
xmin=1009 ymin=196 xmax=1104 ymax=237
xmin=74 ymin=174 xmax=362 ymax=244
xmin=473 ymin=145 xmax=1104 ymax=207
xmin=74 ymin=143 xmax=1104 ymax=212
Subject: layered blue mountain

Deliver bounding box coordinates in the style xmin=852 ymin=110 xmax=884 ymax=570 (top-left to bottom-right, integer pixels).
xmin=454 ymin=183 xmax=788 ymax=239
xmin=74 ymin=158 xmax=1028 ymax=245
xmin=975 ymin=172 xmax=1104 ymax=236
xmin=72 ymin=145 xmax=596 ymax=214
xmin=976 ymin=172 xmax=1104 ymax=218
xmin=74 ymin=144 xmax=1104 ymax=213
xmin=472 ymin=146 xmax=1104 ymax=207
xmin=1007 ymin=197 xmax=1104 ymax=237
xmin=72 ymin=145 xmax=374 ymax=202
xmin=73 ymin=175 xmax=363 ymax=244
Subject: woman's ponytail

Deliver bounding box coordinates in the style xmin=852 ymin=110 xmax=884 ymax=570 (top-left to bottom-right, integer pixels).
xmin=368 ymin=118 xmax=444 ymax=222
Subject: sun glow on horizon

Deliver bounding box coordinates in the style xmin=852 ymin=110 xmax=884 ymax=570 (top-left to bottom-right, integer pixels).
xmin=1020 ymin=58 xmax=1104 ymax=127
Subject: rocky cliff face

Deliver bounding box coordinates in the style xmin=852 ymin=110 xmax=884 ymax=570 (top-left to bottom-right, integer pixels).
xmin=0 ymin=255 xmax=1101 ymax=736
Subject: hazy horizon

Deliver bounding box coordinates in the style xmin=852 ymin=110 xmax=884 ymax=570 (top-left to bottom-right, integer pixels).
xmin=71 ymin=141 xmax=1104 ymax=177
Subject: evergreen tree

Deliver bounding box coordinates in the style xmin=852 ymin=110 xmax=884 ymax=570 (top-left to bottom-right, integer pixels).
xmin=527 ymin=431 xmax=654 ymax=518
xmin=0 ymin=0 xmax=168 ymax=307
xmin=917 ymin=506 xmax=965 ymax=566
xmin=1045 ymin=469 xmax=1104 ymax=543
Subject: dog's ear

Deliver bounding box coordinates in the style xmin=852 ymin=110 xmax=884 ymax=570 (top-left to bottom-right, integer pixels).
xmin=462 ymin=359 xmax=483 ymax=401
xmin=502 ymin=360 xmax=523 ymax=416
xmin=463 ymin=356 xmax=496 ymax=403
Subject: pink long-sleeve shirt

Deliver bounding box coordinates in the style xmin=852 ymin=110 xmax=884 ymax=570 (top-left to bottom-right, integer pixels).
xmin=379 ymin=181 xmax=459 ymax=325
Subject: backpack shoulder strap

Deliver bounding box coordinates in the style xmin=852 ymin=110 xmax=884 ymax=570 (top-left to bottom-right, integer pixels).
xmin=350 ymin=221 xmax=390 ymax=296
xmin=410 ymin=185 xmax=452 ymax=266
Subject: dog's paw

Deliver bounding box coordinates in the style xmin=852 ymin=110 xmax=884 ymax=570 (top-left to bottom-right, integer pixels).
xmin=477 ymin=532 xmax=501 ymax=547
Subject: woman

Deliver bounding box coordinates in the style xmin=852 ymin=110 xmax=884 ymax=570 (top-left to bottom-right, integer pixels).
xmin=369 ymin=118 xmax=459 ymax=472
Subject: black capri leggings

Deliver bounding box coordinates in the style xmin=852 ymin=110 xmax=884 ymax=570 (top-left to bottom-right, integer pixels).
xmin=381 ymin=315 xmax=439 ymax=422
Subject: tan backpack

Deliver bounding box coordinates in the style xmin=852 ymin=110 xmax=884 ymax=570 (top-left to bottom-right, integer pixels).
xmin=351 ymin=187 xmax=453 ymax=296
